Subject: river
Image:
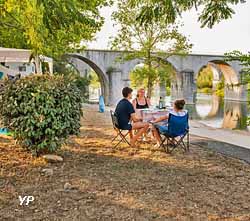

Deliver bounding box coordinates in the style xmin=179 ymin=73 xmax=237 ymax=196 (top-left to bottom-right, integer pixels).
xmin=164 ymin=93 xmax=250 ymax=133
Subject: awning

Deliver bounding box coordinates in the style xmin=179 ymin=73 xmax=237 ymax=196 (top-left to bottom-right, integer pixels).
xmin=0 ymin=47 xmax=32 ymax=63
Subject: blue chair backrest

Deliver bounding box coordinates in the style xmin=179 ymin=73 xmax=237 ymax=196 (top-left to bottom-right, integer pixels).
xmin=167 ymin=112 xmax=189 ymax=137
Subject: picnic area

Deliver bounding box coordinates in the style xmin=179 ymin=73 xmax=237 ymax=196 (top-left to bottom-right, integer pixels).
xmin=1 ymin=104 xmax=250 ymax=220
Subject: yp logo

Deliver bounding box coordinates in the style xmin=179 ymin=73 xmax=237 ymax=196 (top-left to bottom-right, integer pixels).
xmin=19 ymin=196 xmax=34 ymax=206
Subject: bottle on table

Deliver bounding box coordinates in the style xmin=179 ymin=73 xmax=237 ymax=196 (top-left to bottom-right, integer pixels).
xmin=159 ymin=96 xmax=164 ymax=109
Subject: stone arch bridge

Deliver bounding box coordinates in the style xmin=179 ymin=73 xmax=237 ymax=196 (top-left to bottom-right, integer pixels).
xmin=68 ymin=49 xmax=247 ymax=106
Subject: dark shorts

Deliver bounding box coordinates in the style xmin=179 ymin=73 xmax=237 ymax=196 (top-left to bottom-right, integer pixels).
xmin=120 ymin=123 xmax=132 ymax=131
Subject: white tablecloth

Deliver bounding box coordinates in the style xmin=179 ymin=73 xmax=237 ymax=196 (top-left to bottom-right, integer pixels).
xmin=136 ymin=109 xmax=170 ymax=122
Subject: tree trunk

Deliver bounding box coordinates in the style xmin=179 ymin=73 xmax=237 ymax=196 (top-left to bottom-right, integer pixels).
xmin=146 ymin=50 xmax=153 ymax=98
xmin=147 ymin=76 xmax=153 ymax=98
xmin=34 ymin=54 xmax=42 ymax=74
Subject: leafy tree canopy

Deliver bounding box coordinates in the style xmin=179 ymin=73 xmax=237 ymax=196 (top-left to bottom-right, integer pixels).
xmin=225 ymin=51 xmax=250 ymax=84
xmin=0 ymin=0 xmax=109 ymax=58
xmin=128 ymin=0 xmax=246 ymax=28
xmin=111 ymin=0 xmax=191 ymax=97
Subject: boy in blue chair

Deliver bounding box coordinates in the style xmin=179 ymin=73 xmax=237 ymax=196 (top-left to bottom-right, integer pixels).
xmin=151 ymin=99 xmax=189 ymax=152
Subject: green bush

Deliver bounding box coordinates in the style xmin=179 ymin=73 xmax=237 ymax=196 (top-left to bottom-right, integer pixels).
xmin=215 ymin=80 xmax=225 ymax=97
xmin=73 ymin=74 xmax=91 ymax=99
xmin=166 ymin=86 xmax=171 ymax=96
xmin=197 ymin=67 xmax=213 ymax=89
xmin=197 ymin=87 xmax=212 ymax=94
xmin=0 ymin=74 xmax=82 ymax=155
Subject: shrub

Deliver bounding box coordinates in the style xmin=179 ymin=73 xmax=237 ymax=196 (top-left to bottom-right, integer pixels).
xmin=0 ymin=74 xmax=82 ymax=155
xmin=197 ymin=67 xmax=213 ymax=89
xmin=197 ymin=87 xmax=212 ymax=94
xmin=166 ymin=86 xmax=171 ymax=96
xmin=215 ymin=80 xmax=225 ymax=97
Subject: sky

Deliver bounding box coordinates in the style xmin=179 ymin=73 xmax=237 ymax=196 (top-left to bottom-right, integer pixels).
xmin=87 ymin=1 xmax=250 ymax=55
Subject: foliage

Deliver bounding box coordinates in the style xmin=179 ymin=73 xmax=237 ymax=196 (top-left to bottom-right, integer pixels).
xmin=111 ymin=0 xmax=191 ymax=97
xmin=128 ymin=0 xmax=246 ymax=28
xmin=197 ymin=66 xmax=225 ymax=96
xmin=226 ymin=51 xmax=250 ymax=126
xmin=73 ymin=75 xmax=91 ymax=99
xmin=130 ymin=64 xmax=174 ymax=95
xmin=89 ymin=71 xmax=101 ymax=90
xmin=197 ymin=88 xmax=212 ymax=94
xmin=197 ymin=66 xmax=213 ymax=89
xmin=130 ymin=65 xmax=154 ymax=89
xmin=225 ymin=51 xmax=250 ymax=84
xmin=166 ymin=87 xmax=171 ymax=96
xmin=215 ymin=79 xmax=225 ymax=97
xmin=53 ymin=61 xmax=79 ymax=76
xmin=54 ymin=61 xmax=91 ymax=99
xmin=0 ymin=0 xmax=108 ymax=59
xmin=0 ymin=74 xmax=82 ymax=155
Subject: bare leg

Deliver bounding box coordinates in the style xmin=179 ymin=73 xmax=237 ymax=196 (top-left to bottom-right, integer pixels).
xmin=130 ymin=122 xmax=149 ymax=146
xmin=152 ymin=127 xmax=162 ymax=144
xmin=129 ymin=130 xmax=133 ymax=139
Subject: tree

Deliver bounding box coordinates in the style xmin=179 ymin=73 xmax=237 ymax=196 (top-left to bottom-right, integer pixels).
xmin=0 ymin=0 xmax=108 ymax=72
xmin=225 ymin=51 xmax=250 ymax=125
xmin=111 ymin=0 xmax=191 ymax=97
xmin=89 ymin=71 xmax=101 ymax=90
xmin=197 ymin=66 xmax=213 ymax=90
xmin=130 ymin=65 xmax=155 ymax=89
xmin=53 ymin=61 xmax=91 ymax=99
xmin=128 ymin=0 xmax=246 ymax=28
xmin=225 ymin=51 xmax=250 ymax=84
xmin=130 ymin=64 xmax=173 ymax=96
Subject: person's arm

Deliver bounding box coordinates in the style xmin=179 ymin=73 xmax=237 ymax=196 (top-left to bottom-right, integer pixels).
xmin=132 ymin=99 xmax=137 ymax=111
xmin=152 ymin=115 xmax=168 ymax=123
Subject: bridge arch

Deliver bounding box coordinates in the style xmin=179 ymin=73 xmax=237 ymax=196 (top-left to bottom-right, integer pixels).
xmin=195 ymin=94 xmax=222 ymax=119
xmin=67 ymin=54 xmax=109 ymax=104
xmin=195 ymin=60 xmax=245 ymax=101
xmin=65 ymin=50 xmax=247 ymax=105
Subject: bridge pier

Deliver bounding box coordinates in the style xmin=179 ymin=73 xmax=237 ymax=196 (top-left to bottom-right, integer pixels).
xmin=224 ymin=84 xmax=248 ymax=102
xmin=222 ymin=100 xmax=248 ymax=129
xmin=171 ymin=70 xmax=196 ymax=104
xmin=108 ymin=69 xmax=125 ymax=106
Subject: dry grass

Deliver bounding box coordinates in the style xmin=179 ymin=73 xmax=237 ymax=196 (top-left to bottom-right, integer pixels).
xmin=1 ymin=104 xmax=250 ymax=220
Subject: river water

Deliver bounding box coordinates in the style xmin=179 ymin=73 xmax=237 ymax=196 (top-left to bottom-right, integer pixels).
xmin=164 ymin=93 xmax=250 ymax=133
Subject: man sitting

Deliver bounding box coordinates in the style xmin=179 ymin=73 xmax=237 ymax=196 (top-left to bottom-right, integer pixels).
xmin=115 ymin=87 xmax=149 ymax=147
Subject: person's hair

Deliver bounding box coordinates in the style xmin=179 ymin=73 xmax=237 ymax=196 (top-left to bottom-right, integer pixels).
xmin=136 ymin=88 xmax=145 ymax=98
xmin=174 ymin=99 xmax=185 ymax=110
xmin=122 ymin=87 xmax=133 ymax=98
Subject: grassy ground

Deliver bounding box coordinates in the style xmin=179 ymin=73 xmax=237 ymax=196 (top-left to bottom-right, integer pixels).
xmin=1 ymin=104 xmax=250 ymax=220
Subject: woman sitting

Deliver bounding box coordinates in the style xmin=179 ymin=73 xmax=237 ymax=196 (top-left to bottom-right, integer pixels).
xmin=132 ymin=88 xmax=151 ymax=141
xmin=132 ymin=88 xmax=151 ymax=110
xmin=151 ymin=99 xmax=187 ymax=147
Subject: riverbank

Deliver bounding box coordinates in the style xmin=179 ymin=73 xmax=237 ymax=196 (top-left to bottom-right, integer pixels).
xmin=190 ymin=121 xmax=250 ymax=149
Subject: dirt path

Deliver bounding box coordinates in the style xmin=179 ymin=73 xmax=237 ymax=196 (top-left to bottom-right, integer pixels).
xmin=1 ymin=104 xmax=250 ymax=220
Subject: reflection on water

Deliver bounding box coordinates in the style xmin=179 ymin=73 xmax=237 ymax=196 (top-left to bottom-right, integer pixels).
xmin=184 ymin=93 xmax=250 ymax=132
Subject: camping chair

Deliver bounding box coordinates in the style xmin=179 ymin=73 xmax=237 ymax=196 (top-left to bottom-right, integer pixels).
xmin=110 ymin=110 xmax=132 ymax=148
xmin=154 ymin=112 xmax=189 ymax=153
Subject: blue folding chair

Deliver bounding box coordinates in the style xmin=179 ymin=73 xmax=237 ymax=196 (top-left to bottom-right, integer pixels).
xmin=154 ymin=112 xmax=189 ymax=153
